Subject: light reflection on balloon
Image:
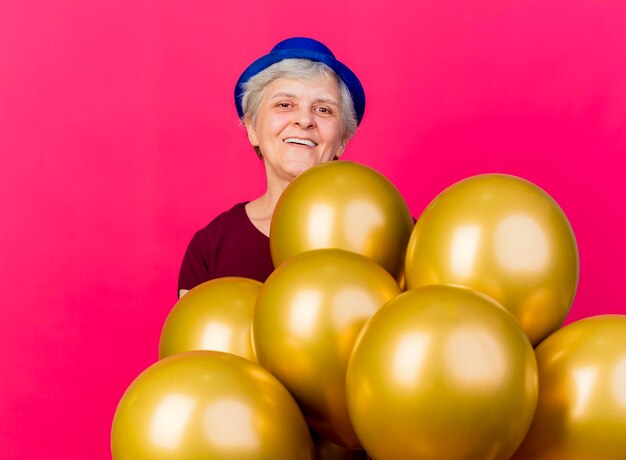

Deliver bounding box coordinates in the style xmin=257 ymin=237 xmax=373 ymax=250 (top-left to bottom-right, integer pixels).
xmin=494 ymin=214 xmax=549 ymax=272
xmin=343 ymin=199 xmax=386 ymax=250
xmin=149 ymin=394 xmax=196 ymax=451
xmin=307 ymin=203 xmax=335 ymax=247
xmin=613 ymin=357 xmax=626 ymax=407
xmin=331 ymin=287 xmax=380 ymax=331
xmin=449 ymin=224 xmax=481 ymax=278
xmin=570 ymin=367 xmax=597 ymax=419
xmin=289 ymin=289 xmax=323 ymax=339
xmin=445 ymin=326 xmax=506 ymax=388
xmin=199 ymin=322 xmax=233 ymax=351
xmin=204 ymin=399 xmax=259 ymax=450
xmin=391 ymin=332 xmax=431 ymax=388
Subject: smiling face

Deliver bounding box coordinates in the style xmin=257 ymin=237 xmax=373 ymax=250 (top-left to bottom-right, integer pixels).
xmin=245 ymin=75 xmax=345 ymax=184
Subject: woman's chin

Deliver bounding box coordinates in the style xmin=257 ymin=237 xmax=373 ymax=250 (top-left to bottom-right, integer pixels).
xmin=283 ymin=161 xmax=319 ymax=180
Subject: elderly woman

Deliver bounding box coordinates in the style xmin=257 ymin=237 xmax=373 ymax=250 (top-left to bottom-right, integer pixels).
xmin=178 ymin=37 xmax=365 ymax=298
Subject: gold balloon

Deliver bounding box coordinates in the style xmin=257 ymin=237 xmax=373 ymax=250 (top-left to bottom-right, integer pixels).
xmin=270 ymin=161 xmax=414 ymax=280
xmin=252 ymin=249 xmax=401 ymax=448
xmin=405 ymin=174 xmax=579 ymax=346
xmin=512 ymin=315 xmax=626 ymax=460
xmin=159 ymin=277 xmax=262 ymax=361
xmin=111 ymin=351 xmax=315 ymax=459
xmin=346 ymin=285 xmax=538 ymax=460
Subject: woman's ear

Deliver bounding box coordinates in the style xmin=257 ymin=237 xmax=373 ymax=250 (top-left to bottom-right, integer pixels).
xmin=335 ymin=144 xmax=346 ymax=159
xmin=244 ymin=116 xmax=259 ymax=147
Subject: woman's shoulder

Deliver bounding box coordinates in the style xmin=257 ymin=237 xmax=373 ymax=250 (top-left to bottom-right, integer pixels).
xmin=209 ymin=202 xmax=248 ymax=225
xmin=192 ymin=202 xmax=249 ymax=240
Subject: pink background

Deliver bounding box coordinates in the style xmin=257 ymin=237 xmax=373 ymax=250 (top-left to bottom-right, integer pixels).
xmin=1 ymin=0 xmax=625 ymax=458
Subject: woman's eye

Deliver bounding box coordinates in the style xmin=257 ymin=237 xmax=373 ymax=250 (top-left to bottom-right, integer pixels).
xmin=277 ymin=102 xmax=292 ymax=108
xmin=316 ymin=107 xmax=331 ymax=114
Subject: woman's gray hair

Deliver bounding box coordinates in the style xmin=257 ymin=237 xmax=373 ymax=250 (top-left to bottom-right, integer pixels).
xmin=241 ymin=59 xmax=358 ymax=158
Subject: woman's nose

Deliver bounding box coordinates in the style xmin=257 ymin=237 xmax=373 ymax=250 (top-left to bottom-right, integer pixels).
xmin=292 ymin=107 xmax=315 ymax=128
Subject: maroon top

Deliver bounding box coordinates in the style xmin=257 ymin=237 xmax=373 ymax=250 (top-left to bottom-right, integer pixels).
xmin=178 ymin=202 xmax=274 ymax=292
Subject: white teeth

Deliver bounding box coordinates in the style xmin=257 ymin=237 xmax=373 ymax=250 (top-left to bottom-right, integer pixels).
xmin=284 ymin=137 xmax=317 ymax=147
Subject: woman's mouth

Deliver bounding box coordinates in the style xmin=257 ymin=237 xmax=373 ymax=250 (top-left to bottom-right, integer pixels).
xmin=283 ymin=137 xmax=318 ymax=147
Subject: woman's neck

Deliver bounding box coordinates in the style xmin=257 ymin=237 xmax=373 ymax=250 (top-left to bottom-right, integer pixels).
xmin=245 ymin=178 xmax=289 ymax=237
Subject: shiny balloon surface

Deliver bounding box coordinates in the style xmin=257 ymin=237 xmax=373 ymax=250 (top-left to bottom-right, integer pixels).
xmin=346 ymin=285 xmax=538 ymax=460
xmin=512 ymin=315 xmax=626 ymax=460
xmin=270 ymin=161 xmax=414 ymax=280
xmin=111 ymin=351 xmax=314 ymax=460
xmin=159 ymin=277 xmax=262 ymax=361
xmin=253 ymin=249 xmax=401 ymax=448
xmin=405 ymin=174 xmax=579 ymax=346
